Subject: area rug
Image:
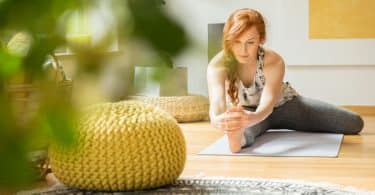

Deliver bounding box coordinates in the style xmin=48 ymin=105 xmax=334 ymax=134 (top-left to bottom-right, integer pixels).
xmin=18 ymin=177 xmax=375 ymax=195
xmin=199 ymin=129 xmax=343 ymax=157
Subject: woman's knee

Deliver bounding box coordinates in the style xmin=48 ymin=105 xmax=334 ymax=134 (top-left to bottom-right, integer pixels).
xmin=344 ymin=113 xmax=364 ymax=134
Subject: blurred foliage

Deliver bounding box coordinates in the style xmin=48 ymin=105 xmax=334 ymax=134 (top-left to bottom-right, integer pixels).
xmin=0 ymin=0 xmax=188 ymax=191
xmin=0 ymin=47 xmax=22 ymax=77
xmin=127 ymin=0 xmax=187 ymax=57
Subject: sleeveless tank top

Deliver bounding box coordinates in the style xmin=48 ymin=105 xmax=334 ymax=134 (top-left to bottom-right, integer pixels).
xmin=225 ymin=47 xmax=299 ymax=108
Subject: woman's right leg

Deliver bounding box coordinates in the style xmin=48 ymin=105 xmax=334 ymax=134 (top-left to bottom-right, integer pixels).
xmin=268 ymin=96 xmax=364 ymax=134
xmin=240 ymin=96 xmax=363 ymax=149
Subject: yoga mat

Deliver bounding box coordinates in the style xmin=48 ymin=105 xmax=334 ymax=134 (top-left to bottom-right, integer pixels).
xmin=199 ymin=129 xmax=343 ymax=157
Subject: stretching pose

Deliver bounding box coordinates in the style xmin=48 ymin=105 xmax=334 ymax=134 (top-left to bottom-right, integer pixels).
xmin=207 ymin=8 xmax=364 ymax=153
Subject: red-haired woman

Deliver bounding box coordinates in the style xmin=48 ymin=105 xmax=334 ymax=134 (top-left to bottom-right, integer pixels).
xmin=207 ymin=8 xmax=364 ymax=153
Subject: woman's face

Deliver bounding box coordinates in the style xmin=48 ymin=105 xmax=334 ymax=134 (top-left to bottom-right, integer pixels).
xmin=231 ymin=26 xmax=262 ymax=65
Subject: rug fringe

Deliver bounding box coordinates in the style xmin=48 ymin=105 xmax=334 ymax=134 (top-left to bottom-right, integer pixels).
xmin=179 ymin=175 xmax=375 ymax=194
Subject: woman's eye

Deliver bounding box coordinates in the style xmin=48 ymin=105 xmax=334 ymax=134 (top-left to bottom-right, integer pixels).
xmin=246 ymin=42 xmax=254 ymax=45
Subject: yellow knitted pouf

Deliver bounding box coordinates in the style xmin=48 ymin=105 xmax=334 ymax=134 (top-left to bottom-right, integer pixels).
xmin=49 ymin=101 xmax=186 ymax=191
xmin=129 ymin=95 xmax=209 ymax=122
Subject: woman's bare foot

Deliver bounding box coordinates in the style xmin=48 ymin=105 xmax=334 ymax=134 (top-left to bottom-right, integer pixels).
xmin=226 ymin=129 xmax=245 ymax=153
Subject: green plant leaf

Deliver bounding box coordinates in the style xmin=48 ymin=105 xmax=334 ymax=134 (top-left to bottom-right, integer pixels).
xmin=0 ymin=0 xmax=81 ymax=33
xmin=0 ymin=97 xmax=35 ymax=189
xmin=0 ymin=143 xmax=35 ymax=188
xmin=0 ymin=48 xmax=21 ymax=77
xmin=127 ymin=0 xmax=188 ymax=56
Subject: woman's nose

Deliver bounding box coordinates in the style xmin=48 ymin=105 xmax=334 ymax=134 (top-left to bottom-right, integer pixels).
xmin=241 ymin=44 xmax=248 ymax=54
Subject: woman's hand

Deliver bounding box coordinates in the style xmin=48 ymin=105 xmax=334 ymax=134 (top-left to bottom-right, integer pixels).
xmin=212 ymin=105 xmax=261 ymax=133
xmin=211 ymin=105 xmax=261 ymax=153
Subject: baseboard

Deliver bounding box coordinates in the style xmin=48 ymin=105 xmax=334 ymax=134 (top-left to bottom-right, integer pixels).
xmin=342 ymin=105 xmax=375 ymax=115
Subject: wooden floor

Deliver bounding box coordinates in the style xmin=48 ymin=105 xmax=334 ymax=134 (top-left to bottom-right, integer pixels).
xmin=178 ymin=111 xmax=375 ymax=190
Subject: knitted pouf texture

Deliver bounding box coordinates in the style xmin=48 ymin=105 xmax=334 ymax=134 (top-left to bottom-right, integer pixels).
xmin=129 ymin=95 xmax=209 ymax=122
xmin=48 ymin=101 xmax=186 ymax=191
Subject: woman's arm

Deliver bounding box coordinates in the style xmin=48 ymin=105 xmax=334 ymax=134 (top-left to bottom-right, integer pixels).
xmin=255 ymin=49 xmax=285 ymax=121
xmin=207 ymin=51 xmax=245 ymax=132
xmin=207 ymin=52 xmax=227 ymax=126
xmin=207 ymin=52 xmax=248 ymax=153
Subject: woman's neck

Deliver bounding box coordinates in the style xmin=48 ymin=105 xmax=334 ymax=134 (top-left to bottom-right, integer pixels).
xmin=238 ymin=60 xmax=257 ymax=74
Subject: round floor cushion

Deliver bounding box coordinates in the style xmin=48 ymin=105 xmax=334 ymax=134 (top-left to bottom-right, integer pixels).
xmin=129 ymin=95 xmax=209 ymax=122
xmin=49 ymin=101 xmax=186 ymax=191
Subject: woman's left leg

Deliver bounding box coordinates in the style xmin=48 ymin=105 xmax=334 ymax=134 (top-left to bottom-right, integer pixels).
xmin=268 ymin=96 xmax=364 ymax=134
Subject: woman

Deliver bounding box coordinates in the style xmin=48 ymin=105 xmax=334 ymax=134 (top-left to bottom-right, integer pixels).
xmin=207 ymin=8 xmax=364 ymax=153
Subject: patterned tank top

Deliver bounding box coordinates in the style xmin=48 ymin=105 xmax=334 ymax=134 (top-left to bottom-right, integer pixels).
xmin=226 ymin=47 xmax=299 ymax=108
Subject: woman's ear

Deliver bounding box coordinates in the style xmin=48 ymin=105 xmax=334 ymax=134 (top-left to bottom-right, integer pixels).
xmin=259 ymin=38 xmax=265 ymax=45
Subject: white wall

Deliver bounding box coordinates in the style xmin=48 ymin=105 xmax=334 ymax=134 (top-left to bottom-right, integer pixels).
xmin=165 ymin=0 xmax=375 ymax=105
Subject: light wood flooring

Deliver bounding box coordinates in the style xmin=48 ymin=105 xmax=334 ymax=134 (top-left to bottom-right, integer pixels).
xmin=178 ymin=108 xmax=375 ymax=190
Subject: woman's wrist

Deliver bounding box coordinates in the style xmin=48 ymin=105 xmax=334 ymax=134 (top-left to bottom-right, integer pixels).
xmin=254 ymin=109 xmax=272 ymax=122
xmin=244 ymin=109 xmax=263 ymax=124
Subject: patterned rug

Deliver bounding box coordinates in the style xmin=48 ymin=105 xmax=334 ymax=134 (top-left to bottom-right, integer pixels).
xmin=19 ymin=177 xmax=375 ymax=195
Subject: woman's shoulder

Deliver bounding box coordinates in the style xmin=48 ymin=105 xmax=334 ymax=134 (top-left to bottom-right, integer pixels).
xmin=207 ymin=50 xmax=228 ymax=79
xmin=208 ymin=50 xmax=226 ymax=68
xmin=262 ymin=47 xmax=285 ymax=68
xmin=207 ymin=50 xmax=227 ymax=72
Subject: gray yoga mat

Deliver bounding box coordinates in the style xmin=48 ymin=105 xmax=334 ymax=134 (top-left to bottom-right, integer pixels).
xmin=199 ymin=129 xmax=343 ymax=157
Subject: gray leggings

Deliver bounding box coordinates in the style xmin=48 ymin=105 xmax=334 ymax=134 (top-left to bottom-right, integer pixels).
xmin=242 ymin=95 xmax=364 ymax=148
